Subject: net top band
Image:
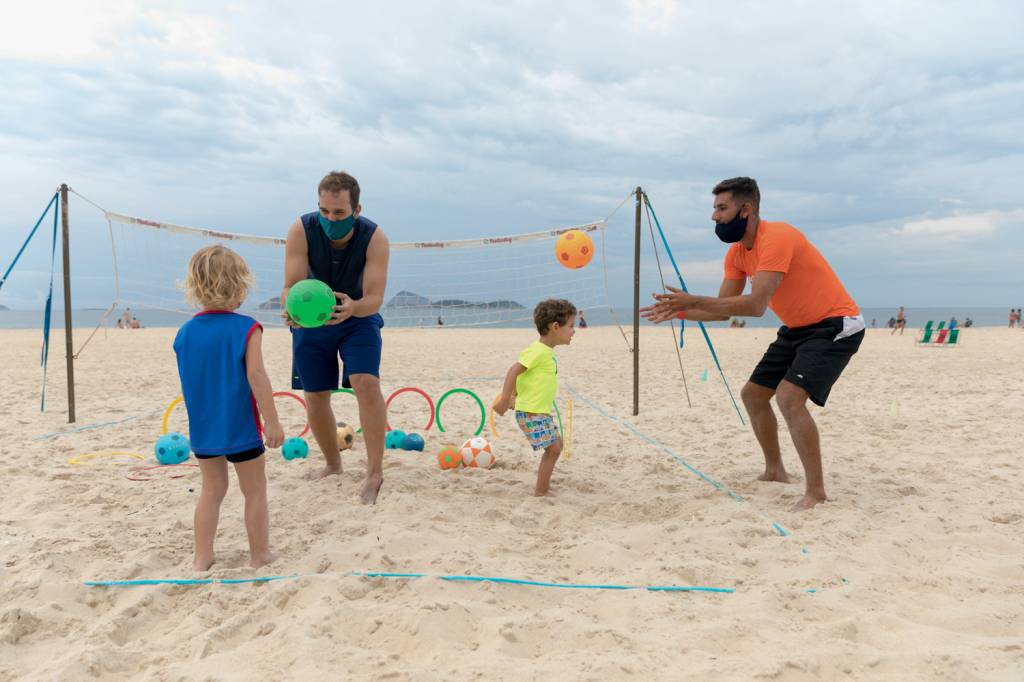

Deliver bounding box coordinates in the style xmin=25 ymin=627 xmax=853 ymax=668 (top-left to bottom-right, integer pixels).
xmin=105 ymin=212 xmax=604 ymax=250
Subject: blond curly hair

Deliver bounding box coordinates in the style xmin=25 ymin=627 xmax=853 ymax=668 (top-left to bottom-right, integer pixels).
xmin=180 ymin=245 xmax=255 ymax=310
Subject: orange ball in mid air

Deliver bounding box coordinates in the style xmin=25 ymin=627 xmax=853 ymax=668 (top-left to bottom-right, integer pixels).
xmin=555 ymin=229 xmax=595 ymax=269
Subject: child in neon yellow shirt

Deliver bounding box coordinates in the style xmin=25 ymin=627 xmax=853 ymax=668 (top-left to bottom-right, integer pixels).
xmin=494 ymin=299 xmax=576 ymax=496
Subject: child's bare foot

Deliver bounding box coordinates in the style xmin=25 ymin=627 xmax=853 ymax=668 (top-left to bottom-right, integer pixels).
xmin=359 ymin=473 xmax=383 ymax=505
xmin=790 ymin=493 xmax=827 ymax=511
xmin=193 ymin=555 xmax=214 ymax=572
xmin=249 ymin=551 xmax=276 ymax=569
xmin=306 ymin=464 xmax=342 ymax=481
xmin=757 ymin=468 xmax=791 ymax=483
xmin=533 ymin=488 xmax=557 ymax=497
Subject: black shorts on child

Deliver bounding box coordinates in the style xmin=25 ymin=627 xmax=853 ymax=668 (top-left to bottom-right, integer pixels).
xmin=194 ymin=445 xmax=265 ymax=464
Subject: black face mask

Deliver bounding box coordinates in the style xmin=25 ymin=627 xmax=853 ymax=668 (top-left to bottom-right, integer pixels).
xmin=715 ymin=210 xmax=748 ymax=243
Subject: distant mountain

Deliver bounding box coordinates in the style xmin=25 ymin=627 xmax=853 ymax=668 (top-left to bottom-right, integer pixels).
xmin=485 ymin=300 xmax=526 ymax=310
xmin=0 ymin=304 xmax=8 ymax=311
xmin=386 ymin=291 xmax=432 ymax=308
xmin=431 ymin=299 xmax=525 ymax=310
xmin=386 ymin=291 xmax=524 ymax=310
xmin=258 ymin=298 xmax=283 ymax=310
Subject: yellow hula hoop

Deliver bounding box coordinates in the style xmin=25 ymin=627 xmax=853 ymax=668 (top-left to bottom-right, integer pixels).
xmin=489 ymin=393 xmax=502 ymax=438
xmin=160 ymin=396 xmax=184 ymax=436
xmin=68 ymin=451 xmax=146 ymax=465
xmin=565 ymin=399 xmax=573 ymax=460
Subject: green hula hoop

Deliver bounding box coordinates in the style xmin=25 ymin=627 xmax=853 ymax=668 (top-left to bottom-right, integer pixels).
xmin=331 ymin=388 xmax=363 ymax=433
xmin=435 ymin=388 xmax=486 ymax=436
xmin=553 ymin=401 xmax=564 ymax=436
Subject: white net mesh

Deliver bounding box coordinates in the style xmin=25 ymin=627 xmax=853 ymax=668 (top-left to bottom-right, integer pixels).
xmin=103 ymin=211 xmax=610 ymax=329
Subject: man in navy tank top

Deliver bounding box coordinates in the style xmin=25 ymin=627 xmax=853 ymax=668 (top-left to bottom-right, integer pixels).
xmin=282 ymin=171 xmax=390 ymax=504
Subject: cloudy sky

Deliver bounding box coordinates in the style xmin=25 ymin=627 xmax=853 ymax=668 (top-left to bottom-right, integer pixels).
xmin=1 ymin=0 xmax=1022 ymax=311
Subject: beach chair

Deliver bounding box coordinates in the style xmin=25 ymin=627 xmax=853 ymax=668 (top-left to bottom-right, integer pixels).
xmin=918 ymin=320 xmax=939 ymax=343
xmin=934 ymin=328 xmax=949 ymax=344
xmin=947 ymin=328 xmax=960 ymax=345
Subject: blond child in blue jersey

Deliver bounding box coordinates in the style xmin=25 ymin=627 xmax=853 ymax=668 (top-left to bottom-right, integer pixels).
xmin=494 ymin=299 xmax=576 ymax=496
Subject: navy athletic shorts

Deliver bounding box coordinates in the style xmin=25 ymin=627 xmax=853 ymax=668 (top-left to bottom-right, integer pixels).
xmin=290 ymin=313 xmax=384 ymax=392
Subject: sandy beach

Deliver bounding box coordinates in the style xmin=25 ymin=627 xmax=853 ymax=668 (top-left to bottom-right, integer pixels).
xmin=1 ymin=324 xmax=1021 ymax=680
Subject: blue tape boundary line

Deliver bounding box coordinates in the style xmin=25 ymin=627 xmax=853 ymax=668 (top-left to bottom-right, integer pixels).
xmin=563 ymin=381 xmax=790 ymax=538
xmin=35 ymin=413 xmax=157 ymax=441
xmin=83 ymin=572 xmax=734 ymax=594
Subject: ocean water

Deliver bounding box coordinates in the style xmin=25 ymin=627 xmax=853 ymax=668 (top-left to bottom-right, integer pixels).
xmin=0 ymin=306 xmax=1014 ymax=330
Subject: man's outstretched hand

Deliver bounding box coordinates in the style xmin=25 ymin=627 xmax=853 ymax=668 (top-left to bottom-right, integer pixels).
xmin=640 ymin=286 xmax=697 ymax=323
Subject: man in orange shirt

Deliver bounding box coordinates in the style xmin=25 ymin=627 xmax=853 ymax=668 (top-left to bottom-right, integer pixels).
xmin=641 ymin=177 xmax=864 ymax=511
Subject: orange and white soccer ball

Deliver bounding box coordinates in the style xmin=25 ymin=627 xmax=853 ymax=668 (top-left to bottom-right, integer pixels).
xmin=460 ymin=437 xmax=495 ymax=469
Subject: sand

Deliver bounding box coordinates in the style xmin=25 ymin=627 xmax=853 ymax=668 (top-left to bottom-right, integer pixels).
xmin=1 ymin=324 xmax=1022 ymax=680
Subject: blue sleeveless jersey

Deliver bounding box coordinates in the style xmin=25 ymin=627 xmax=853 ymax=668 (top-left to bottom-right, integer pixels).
xmin=173 ymin=311 xmax=264 ymax=455
xmin=300 ymin=212 xmax=378 ymax=299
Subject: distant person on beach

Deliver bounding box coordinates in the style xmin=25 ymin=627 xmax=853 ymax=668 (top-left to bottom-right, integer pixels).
xmin=891 ymin=306 xmax=906 ymax=335
xmin=174 ymin=245 xmax=284 ymax=571
xmin=121 ymin=307 xmax=132 ymax=328
xmin=871 ymin=318 xmax=876 ymax=328
xmin=578 ymin=311 xmax=588 ymax=328
xmin=964 ymin=317 xmax=973 ymax=328
xmin=129 ymin=317 xmax=141 ymax=329
xmin=1010 ymin=309 xmax=1017 ymax=328
xmin=115 ymin=319 xmax=124 ymax=329
xmin=949 ymin=316 xmax=958 ymax=330
xmin=493 ymin=299 xmax=576 ymax=497
xmin=641 ymin=177 xmax=864 ymax=511
xmin=887 ymin=317 xmax=896 ymax=328
xmin=437 ymin=316 xmax=444 ymax=326
xmin=281 ymin=171 xmax=389 ymax=504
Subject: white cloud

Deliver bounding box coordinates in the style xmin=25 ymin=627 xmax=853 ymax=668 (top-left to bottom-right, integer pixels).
xmin=627 ymin=0 xmax=678 ymax=32
xmin=897 ymin=210 xmax=1022 ymax=240
xmin=675 ymin=259 xmax=723 ymax=285
xmin=0 ymin=1 xmax=134 ymax=62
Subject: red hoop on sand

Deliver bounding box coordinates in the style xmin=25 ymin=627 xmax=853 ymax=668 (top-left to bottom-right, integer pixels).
xmin=272 ymin=391 xmax=310 ymax=438
xmin=385 ymin=387 xmax=435 ymax=432
xmin=127 ymin=464 xmax=200 ymax=481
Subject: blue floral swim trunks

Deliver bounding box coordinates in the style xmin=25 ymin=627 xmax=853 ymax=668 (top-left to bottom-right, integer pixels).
xmin=515 ymin=411 xmax=559 ymax=450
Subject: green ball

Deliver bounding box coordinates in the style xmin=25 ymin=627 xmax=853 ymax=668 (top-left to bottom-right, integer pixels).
xmin=286 ymin=279 xmax=335 ymax=328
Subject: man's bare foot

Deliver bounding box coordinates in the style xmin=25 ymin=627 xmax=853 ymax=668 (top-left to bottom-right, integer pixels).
xmin=306 ymin=464 xmax=342 ymax=481
xmin=359 ymin=473 xmax=383 ymax=505
xmin=757 ymin=469 xmax=791 ymax=483
xmin=193 ymin=555 xmax=214 ymax=571
xmin=249 ymin=551 xmax=276 ymax=569
xmin=790 ymin=493 xmax=827 ymax=511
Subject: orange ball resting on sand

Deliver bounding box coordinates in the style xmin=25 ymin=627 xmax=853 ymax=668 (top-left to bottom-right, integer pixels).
xmin=437 ymin=445 xmax=462 ymax=470
xmin=555 ymin=229 xmax=594 ymax=269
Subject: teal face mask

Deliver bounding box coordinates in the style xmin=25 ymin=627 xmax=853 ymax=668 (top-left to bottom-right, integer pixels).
xmin=318 ymin=212 xmax=356 ymax=240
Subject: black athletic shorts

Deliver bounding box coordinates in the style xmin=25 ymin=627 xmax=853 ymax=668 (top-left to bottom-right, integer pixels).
xmin=195 ymin=445 xmax=266 ymax=464
xmin=749 ymin=316 xmax=864 ymax=407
